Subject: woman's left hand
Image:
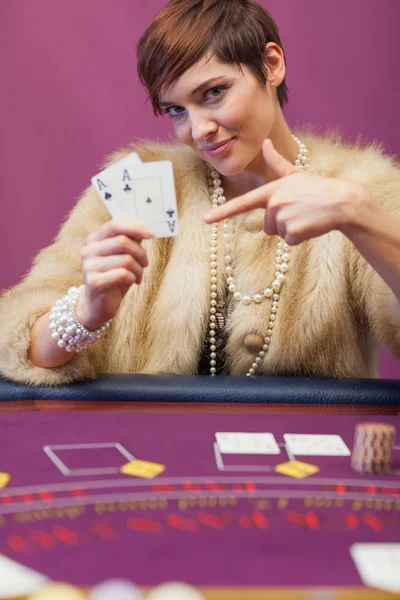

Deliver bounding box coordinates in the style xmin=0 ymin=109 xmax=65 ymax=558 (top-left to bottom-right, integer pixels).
xmin=203 ymin=138 xmax=365 ymax=246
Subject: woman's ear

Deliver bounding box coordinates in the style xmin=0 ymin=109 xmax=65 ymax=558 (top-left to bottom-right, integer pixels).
xmin=264 ymin=42 xmax=286 ymax=88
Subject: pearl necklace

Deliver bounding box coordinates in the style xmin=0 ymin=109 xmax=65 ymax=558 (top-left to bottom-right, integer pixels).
xmin=206 ymin=135 xmax=308 ymax=376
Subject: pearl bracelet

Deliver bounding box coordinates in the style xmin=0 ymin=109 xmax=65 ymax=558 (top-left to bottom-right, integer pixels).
xmin=48 ymin=285 xmax=111 ymax=353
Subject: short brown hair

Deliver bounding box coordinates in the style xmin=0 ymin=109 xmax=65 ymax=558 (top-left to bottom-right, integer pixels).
xmin=137 ymin=0 xmax=289 ymax=116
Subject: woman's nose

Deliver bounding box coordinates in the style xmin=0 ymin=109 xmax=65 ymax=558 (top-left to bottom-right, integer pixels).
xmin=190 ymin=112 xmax=218 ymax=144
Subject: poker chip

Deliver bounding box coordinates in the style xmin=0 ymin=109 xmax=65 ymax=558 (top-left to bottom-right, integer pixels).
xmin=146 ymin=581 xmax=206 ymax=600
xmin=29 ymin=582 xmax=86 ymax=600
xmin=88 ymin=578 xmax=143 ymax=600
xmin=351 ymin=423 xmax=395 ymax=474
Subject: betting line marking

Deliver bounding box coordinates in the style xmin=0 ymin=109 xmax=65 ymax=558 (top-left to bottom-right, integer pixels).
xmin=42 ymin=443 xmax=135 ymax=477
xmin=214 ymin=442 xmax=296 ymax=471
xmin=214 ymin=442 xmax=274 ymax=472
xmin=3 ymin=441 xmax=400 ymax=498
xmin=1 ymin=473 xmax=400 ymax=499
xmin=281 ymin=442 xmax=296 ymax=462
xmin=0 ymin=489 xmax=399 ymax=516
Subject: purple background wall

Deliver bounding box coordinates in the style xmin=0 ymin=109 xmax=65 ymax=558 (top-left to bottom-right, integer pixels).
xmin=0 ymin=0 xmax=399 ymax=378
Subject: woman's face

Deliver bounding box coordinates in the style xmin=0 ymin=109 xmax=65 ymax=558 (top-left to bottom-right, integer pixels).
xmin=159 ymin=52 xmax=278 ymax=177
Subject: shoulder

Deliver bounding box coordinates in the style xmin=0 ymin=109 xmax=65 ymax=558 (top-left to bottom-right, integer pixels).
xmin=297 ymin=127 xmax=399 ymax=181
xmin=296 ymin=127 xmax=400 ymax=210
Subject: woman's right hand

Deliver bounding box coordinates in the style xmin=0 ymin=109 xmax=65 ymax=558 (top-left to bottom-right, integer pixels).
xmin=76 ymin=220 xmax=154 ymax=330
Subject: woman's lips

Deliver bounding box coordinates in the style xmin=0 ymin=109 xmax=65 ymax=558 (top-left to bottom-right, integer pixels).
xmin=203 ymin=138 xmax=235 ymax=156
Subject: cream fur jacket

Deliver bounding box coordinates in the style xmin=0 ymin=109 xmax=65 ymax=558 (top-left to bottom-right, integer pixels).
xmin=1 ymin=131 xmax=400 ymax=385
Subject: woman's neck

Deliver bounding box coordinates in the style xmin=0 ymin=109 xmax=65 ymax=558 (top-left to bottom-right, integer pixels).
xmin=222 ymin=118 xmax=298 ymax=201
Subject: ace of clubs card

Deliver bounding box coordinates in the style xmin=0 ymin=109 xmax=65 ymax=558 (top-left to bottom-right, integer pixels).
xmin=91 ymin=152 xmax=179 ymax=238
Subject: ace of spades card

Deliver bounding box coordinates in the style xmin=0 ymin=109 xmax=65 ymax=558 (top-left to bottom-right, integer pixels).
xmin=91 ymin=153 xmax=179 ymax=238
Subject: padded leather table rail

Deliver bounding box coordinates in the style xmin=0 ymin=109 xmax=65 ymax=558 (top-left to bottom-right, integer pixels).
xmin=0 ymin=374 xmax=399 ymax=404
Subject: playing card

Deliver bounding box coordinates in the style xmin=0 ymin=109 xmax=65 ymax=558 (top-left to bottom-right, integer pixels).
xmin=91 ymin=154 xmax=179 ymax=238
xmin=91 ymin=152 xmax=142 ymax=220
xmin=350 ymin=543 xmax=400 ymax=593
xmin=215 ymin=432 xmax=280 ymax=455
xmin=0 ymin=555 xmax=50 ymax=598
xmin=283 ymin=434 xmax=350 ymax=456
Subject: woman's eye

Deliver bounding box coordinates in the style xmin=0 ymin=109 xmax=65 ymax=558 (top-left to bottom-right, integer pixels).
xmin=164 ymin=85 xmax=229 ymax=117
xmin=166 ymin=106 xmax=185 ymax=118
xmin=206 ymin=85 xmax=227 ymax=100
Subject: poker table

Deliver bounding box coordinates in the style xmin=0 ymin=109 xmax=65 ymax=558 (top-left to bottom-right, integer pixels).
xmin=0 ymin=384 xmax=399 ymax=599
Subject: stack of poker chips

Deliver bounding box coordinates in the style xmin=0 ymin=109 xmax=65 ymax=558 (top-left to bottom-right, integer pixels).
xmin=351 ymin=422 xmax=396 ymax=474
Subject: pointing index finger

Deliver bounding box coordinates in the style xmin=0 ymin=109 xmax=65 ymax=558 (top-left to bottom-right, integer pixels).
xmin=203 ymin=179 xmax=278 ymax=224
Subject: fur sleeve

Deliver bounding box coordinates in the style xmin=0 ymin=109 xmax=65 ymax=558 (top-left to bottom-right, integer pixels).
xmin=0 ymin=185 xmax=112 ymax=385
xmin=348 ymin=151 xmax=400 ymax=358
xmin=0 ymin=139 xmax=191 ymax=385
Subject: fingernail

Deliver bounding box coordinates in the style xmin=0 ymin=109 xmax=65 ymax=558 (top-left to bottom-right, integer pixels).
xmin=203 ymin=211 xmax=213 ymax=222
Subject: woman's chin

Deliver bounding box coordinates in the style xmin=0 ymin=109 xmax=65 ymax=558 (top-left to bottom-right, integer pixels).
xmin=211 ymin=160 xmax=246 ymax=177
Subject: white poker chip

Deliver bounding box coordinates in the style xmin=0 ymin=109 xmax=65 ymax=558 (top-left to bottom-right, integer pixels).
xmin=146 ymin=582 xmax=205 ymax=600
xmin=88 ymin=579 xmax=143 ymax=600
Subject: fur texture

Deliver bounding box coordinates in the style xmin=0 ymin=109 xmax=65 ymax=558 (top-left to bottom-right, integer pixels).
xmin=1 ymin=130 xmax=399 ymax=384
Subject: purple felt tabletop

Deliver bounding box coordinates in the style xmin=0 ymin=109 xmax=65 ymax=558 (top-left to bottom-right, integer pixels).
xmin=0 ymin=412 xmax=399 ymax=588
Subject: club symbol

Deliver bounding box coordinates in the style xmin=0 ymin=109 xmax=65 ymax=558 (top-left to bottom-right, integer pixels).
xmin=146 ymin=197 xmax=152 ymax=204
xmin=124 ymin=184 xmax=132 ymax=193
xmin=167 ymin=209 xmax=175 ymax=218
xmin=104 ymin=192 xmax=112 ymax=200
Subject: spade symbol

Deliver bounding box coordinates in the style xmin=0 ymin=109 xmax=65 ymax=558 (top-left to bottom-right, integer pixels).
xmin=146 ymin=197 xmax=152 ymax=204
xmin=124 ymin=184 xmax=132 ymax=193
xmin=105 ymin=192 xmax=112 ymax=200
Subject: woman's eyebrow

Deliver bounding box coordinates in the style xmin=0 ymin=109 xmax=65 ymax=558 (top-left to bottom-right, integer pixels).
xmin=160 ymin=76 xmax=229 ymax=107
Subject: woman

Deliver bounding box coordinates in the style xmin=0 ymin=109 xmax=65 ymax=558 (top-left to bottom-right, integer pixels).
xmin=0 ymin=0 xmax=399 ymax=385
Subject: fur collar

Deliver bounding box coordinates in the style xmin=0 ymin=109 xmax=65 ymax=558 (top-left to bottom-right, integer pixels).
xmin=105 ymin=129 xmax=400 ymax=378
